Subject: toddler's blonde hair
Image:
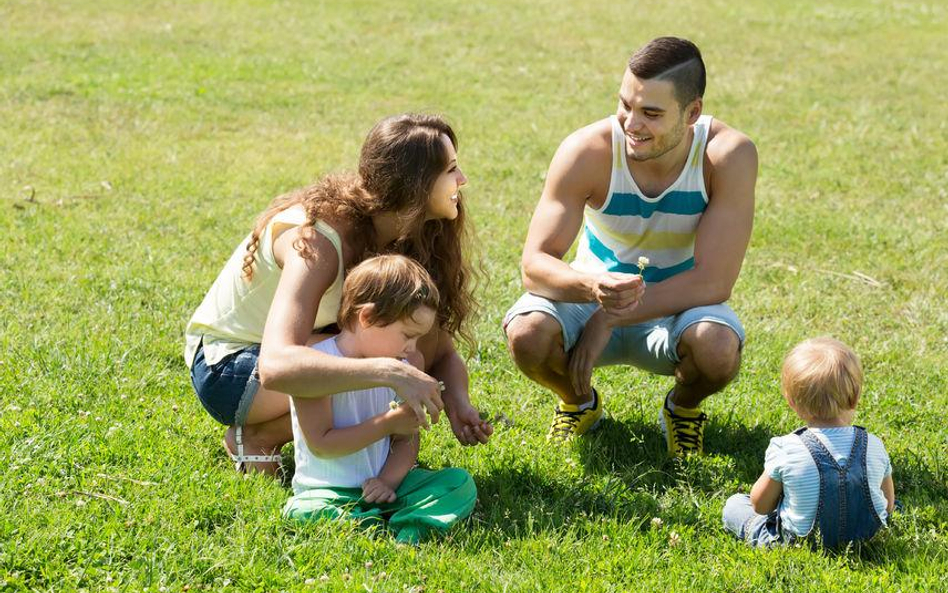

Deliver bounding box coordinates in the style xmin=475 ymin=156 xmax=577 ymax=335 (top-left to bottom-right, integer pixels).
xmin=781 ymin=337 xmax=863 ymax=421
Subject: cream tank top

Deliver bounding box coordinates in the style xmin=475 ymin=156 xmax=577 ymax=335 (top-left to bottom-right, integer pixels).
xmin=183 ymin=206 xmax=345 ymax=367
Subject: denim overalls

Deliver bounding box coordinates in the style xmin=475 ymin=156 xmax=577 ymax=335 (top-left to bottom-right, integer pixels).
xmin=723 ymin=426 xmax=884 ymax=549
xmin=794 ymin=425 xmax=883 ymax=548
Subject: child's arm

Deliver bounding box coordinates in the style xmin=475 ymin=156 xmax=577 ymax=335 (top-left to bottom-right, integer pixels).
xmin=294 ymin=395 xmax=420 ymax=459
xmin=749 ymin=471 xmax=784 ymax=514
xmin=882 ymin=475 xmax=895 ymax=514
xmin=362 ymin=434 xmax=419 ymax=503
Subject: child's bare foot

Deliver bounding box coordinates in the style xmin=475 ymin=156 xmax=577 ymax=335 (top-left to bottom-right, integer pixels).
xmin=223 ymin=425 xmax=283 ymax=476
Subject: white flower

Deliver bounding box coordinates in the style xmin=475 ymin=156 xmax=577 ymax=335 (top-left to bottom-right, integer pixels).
xmin=637 ymin=256 xmax=650 ymax=273
xmin=650 ymin=517 xmax=663 ymax=528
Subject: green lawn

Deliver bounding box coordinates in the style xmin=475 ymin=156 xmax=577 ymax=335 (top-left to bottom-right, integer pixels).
xmin=1 ymin=0 xmax=946 ymax=591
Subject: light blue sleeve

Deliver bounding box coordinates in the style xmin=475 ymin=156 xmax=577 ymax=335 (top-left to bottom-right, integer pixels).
xmin=764 ymin=436 xmax=787 ymax=482
xmin=870 ymin=434 xmax=892 ymax=477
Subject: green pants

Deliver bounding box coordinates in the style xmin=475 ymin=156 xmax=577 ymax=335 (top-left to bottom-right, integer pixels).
xmin=282 ymin=468 xmax=476 ymax=544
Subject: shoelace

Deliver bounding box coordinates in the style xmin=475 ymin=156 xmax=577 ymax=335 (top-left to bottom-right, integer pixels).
xmin=550 ymin=408 xmax=585 ymax=438
xmin=668 ymin=409 xmax=708 ymax=451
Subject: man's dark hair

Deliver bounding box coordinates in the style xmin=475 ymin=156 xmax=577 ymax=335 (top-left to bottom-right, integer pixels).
xmin=628 ymin=37 xmax=706 ymax=109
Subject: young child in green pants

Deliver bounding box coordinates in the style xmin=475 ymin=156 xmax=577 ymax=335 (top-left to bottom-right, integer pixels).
xmin=282 ymin=254 xmax=477 ymax=544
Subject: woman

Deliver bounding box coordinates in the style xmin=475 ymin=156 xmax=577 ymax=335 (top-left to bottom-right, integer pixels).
xmin=185 ymin=114 xmax=493 ymax=473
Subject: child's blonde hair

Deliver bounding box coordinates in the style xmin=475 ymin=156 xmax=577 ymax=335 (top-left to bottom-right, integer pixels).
xmin=781 ymin=337 xmax=863 ymax=421
xmin=338 ymin=254 xmax=440 ymax=330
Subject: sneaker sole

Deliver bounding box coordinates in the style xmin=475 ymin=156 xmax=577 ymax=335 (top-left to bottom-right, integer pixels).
xmin=586 ymin=413 xmax=604 ymax=434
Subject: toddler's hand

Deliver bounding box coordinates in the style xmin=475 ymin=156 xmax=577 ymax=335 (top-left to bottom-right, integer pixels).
xmin=384 ymin=403 xmax=424 ymax=436
xmin=362 ymin=477 xmax=396 ymax=504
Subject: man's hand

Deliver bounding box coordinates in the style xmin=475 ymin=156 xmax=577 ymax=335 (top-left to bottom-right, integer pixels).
xmin=592 ymin=272 xmax=645 ymax=315
xmin=568 ymin=309 xmax=615 ymax=397
xmin=362 ymin=477 xmax=396 ymax=504
xmin=386 ymin=359 xmax=444 ymax=427
xmin=446 ymin=402 xmax=493 ymax=446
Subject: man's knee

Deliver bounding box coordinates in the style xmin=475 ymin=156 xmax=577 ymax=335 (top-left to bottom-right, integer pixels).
xmin=679 ymin=322 xmax=742 ymax=385
xmin=504 ymin=312 xmax=564 ymax=371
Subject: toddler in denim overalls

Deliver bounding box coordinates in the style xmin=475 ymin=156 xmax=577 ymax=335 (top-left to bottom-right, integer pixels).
xmin=723 ymin=337 xmax=896 ymax=548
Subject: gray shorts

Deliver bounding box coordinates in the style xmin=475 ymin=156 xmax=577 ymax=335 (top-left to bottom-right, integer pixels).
xmin=503 ymin=293 xmax=745 ymax=376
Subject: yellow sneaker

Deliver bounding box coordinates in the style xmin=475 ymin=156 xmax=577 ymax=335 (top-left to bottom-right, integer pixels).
xmin=659 ymin=391 xmax=708 ymax=456
xmin=547 ymin=389 xmax=604 ymax=442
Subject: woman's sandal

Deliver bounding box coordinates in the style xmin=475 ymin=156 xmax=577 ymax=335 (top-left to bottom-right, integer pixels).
xmin=226 ymin=425 xmax=284 ymax=474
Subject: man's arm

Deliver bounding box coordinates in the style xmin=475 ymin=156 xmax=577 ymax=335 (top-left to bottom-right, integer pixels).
xmin=601 ymin=128 xmax=758 ymax=327
xmin=521 ymin=123 xmax=644 ymax=309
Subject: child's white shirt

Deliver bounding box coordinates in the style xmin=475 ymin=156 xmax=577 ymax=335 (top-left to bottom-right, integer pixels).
xmin=764 ymin=426 xmax=891 ymax=537
xmin=290 ymin=337 xmax=396 ymax=494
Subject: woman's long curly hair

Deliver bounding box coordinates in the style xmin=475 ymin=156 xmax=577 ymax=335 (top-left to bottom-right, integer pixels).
xmin=242 ymin=114 xmax=478 ymax=345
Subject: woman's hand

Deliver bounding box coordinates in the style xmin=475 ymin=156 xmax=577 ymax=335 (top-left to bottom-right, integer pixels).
xmin=568 ymin=309 xmax=614 ymax=397
xmin=446 ymin=403 xmax=493 ymax=446
xmin=362 ymin=477 xmax=396 ymax=504
xmin=386 ymin=358 xmax=444 ymax=427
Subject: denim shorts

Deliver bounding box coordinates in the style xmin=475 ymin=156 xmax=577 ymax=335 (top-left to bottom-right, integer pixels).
xmin=190 ymin=344 xmax=260 ymax=426
xmin=503 ymin=293 xmax=745 ymax=376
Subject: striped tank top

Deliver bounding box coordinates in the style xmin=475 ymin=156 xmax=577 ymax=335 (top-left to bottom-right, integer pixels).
xmin=571 ymin=114 xmax=713 ymax=282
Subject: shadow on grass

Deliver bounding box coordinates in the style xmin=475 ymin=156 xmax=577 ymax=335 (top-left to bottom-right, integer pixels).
xmin=571 ymin=415 xmax=776 ymax=489
xmin=472 ymin=463 xmax=659 ymax=539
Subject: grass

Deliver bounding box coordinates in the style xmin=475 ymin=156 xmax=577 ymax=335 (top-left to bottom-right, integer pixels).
xmin=1 ymin=0 xmax=946 ymax=591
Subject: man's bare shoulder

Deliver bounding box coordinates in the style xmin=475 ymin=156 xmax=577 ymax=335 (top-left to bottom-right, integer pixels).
xmin=555 ymin=117 xmax=613 ymax=165
xmin=706 ymin=118 xmax=757 ymax=171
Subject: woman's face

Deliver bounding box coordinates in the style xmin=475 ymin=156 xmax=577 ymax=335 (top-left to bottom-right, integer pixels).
xmin=425 ymin=135 xmax=468 ymax=221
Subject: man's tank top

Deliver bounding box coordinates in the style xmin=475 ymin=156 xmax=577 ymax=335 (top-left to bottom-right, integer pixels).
xmin=571 ymin=114 xmax=713 ymax=283
xmin=184 ymin=206 xmax=345 ymax=367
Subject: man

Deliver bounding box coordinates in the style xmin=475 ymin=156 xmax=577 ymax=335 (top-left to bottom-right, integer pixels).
xmin=503 ymin=37 xmax=757 ymax=455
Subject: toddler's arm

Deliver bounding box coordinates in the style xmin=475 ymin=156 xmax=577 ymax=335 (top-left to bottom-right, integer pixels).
xmin=294 ymin=395 xmax=420 ymax=459
xmin=749 ymin=471 xmax=783 ymax=514
xmin=882 ymin=475 xmax=895 ymax=514
xmin=363 ymin=434 xmax=420 ymax=503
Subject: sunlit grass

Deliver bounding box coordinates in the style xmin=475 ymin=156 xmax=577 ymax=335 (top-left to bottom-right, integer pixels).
xmin=1 ymin=0 xmax=946 ymax=591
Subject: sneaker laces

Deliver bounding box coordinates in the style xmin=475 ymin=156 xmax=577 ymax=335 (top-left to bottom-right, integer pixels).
xmin=667 ymin=408 xmax=708 ymax=451
xmin=550 ymin=408 xmax=585 ymax=439
xmin=549 ymin=391 xmax=598 ymax=440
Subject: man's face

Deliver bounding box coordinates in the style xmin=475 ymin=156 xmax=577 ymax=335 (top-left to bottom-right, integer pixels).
xmin=616 ymin=70 xmax=694 ymax=162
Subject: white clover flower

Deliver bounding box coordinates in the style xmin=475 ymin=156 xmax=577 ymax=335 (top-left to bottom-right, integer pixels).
xmin=637 ymin=256 xmax=650 ymax=274
xmin=650 ymin=517 xmax=663 ymax=528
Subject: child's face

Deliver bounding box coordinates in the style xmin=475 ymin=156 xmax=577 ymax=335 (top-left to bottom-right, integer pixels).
xmin=357 ymin=306 xmax=437 ymax=359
